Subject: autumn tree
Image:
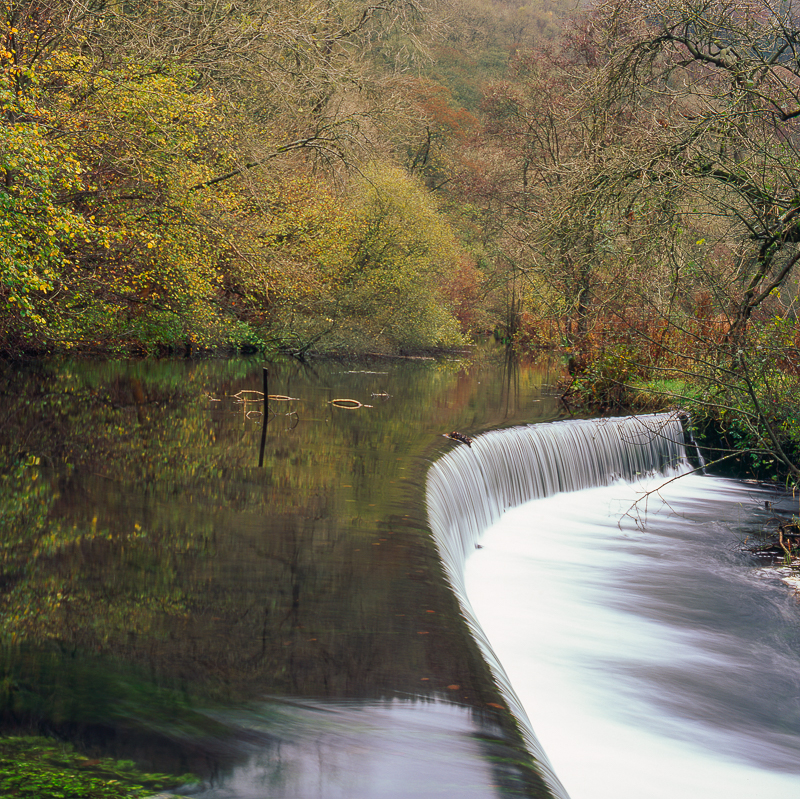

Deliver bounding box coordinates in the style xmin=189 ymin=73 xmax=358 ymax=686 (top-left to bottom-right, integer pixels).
xmin=471 ymin=37 xmax=623 ymax=352
xmin=584 ymin=1 xmax=800 ymax=340
xmin=476 ymin=0 xmax=800 ymax=476
xmin=1 ymin=0 xmax=474 ymax=354
xmin=231 ymin=163 xmax=468 ymax=354
xmin=562 ymin=0 xmax=800 ymax=475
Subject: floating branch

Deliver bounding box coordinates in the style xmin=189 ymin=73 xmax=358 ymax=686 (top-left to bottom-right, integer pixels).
xmin=233 ymin=390 xmax=299 ymax=403
xmin=329 ymin=398 xmax=373 ymax=409
xmin=444 ymin=431 xmax=473 ymax=447
xmin=234 ymin=390 xmax=263 ymax=402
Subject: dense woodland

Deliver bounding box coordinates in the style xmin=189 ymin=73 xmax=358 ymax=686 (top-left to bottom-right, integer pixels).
xmin=0 ymin=0 xmax=562 ymax=357
xmin=3 ymin=0 xmax=800 ymax=478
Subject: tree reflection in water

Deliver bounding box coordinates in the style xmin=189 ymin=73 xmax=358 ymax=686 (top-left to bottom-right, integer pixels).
xmin=0 ymin=351 xmax=560 ymax=798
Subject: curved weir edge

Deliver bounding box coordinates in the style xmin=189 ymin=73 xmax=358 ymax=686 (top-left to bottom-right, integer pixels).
xmin=424 ymin=412 xmax=694 ymax=799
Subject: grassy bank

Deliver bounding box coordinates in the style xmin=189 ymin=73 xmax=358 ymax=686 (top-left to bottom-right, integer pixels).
xmin=0 ymin=736 xmax=197 ymax=799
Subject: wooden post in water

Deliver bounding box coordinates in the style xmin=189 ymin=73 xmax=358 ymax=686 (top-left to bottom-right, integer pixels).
xmin=258 ymin=367 xmax=269 ymax=468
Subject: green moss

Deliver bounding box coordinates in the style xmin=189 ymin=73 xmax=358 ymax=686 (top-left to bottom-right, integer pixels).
xmin=628 ymin=379 xmax=704 ymax=411
xmin=0 ymin=736 xmax=196 ymax=798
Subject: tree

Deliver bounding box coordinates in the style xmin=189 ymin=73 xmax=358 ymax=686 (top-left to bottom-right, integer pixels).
xmin=461 ymin=0 xmax=800 ymax=477
xmin=474 ymin=40 xmax=621 ymax=352
xmin=1 ymin=9 xmax=101 ymax=346
xmin=574 ymin=0 xmax=800 ymax=476
xmin=593 ymin=0 xmax=800 ymax=346
xmin=507 ymin=0 xmax=800 ymax=477
xmin=241 ymin=163 xmax=468 ymax=354
xmin=1 ymin=0 xmax=470 ymax=354
xmin=334 ymin=163 xmax=467 ymax=351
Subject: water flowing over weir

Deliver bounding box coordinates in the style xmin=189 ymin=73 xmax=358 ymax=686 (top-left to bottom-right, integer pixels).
xmin=427 ymin=412 xmax=690 ymax=592
xmin=425 ymin=413 xmax=691 ymax=799
xmin=426 ymin=413 xmax=800 ymax=799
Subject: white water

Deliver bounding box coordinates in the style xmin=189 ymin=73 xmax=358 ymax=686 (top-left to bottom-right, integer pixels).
xmin=466 ymin=475 xmax=800 ymax=798
xmin=427 ymin=415 xmax=800 ymax=799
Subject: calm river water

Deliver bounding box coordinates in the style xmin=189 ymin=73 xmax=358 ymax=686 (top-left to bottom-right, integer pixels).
xmin=0 ymin=349 xmax=558 ymax=798
xmin=1 ymin=351 xmax=798 ymax=798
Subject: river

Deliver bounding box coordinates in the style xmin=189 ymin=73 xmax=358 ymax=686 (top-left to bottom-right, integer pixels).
xmin=1 ymin=352 xmax=798 ymax=797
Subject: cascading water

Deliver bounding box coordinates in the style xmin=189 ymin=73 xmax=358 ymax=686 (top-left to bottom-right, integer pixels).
xmin=426 ymin=413 xmax=800 ymax=799
xmin=428 ymin=413 xmax=690 ymax=577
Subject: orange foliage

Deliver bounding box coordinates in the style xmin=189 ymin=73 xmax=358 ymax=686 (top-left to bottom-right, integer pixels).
xmin=404 ymin=78 xmax=479 ymax=141
xmin=439 ymin=254 xmax=486 ymax=333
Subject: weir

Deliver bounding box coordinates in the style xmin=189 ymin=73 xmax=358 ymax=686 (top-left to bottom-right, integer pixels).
xmin=425 ymin=412 xmax=693 ymax=799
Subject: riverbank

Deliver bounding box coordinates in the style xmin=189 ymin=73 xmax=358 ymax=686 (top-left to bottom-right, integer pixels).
xmin=0 ymin=736 xmax=199 ymax=798
xmin=556 ymin=368 xmax=800 ymax=578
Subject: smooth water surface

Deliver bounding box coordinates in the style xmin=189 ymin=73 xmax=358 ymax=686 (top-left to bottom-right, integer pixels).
xmin=466 ymin=474 xmax=800 ymax=799
xmin=0 ymin=350 xmax=559 ymax=796
xmin=191 ymin=699 xmax=517 ymax=799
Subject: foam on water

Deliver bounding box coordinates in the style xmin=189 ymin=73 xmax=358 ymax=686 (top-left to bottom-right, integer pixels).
xmin=427 ymin=414 xmax=800 ymax=798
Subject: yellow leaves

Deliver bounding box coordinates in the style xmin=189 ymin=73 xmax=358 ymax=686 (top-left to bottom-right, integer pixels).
xmin=1 ymin=7 xmax=462 ymax=352
xmin=0 ymin=108 xmax=103 ymax=322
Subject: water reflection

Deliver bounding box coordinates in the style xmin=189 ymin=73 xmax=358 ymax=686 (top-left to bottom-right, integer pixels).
xmin=0 ymin=349 xmax=559 ymax=796
xmin=194 ymin=699 xmax=520 ymax=799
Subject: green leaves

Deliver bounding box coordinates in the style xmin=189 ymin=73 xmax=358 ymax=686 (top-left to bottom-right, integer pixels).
xmin=0 ymin=1 xmax=474 ymax=356
xmin=0 ymin=736 xmax=195 ymax=798
xmin=333 ymin=163 xmax=465 ymax=350
xmin=0 ymin=113 xmax=95 ymax=326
